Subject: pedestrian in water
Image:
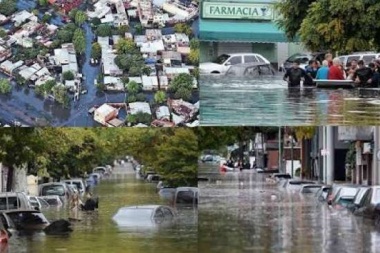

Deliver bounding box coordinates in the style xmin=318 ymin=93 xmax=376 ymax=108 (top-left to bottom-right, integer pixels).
xmin=304 ymin=60 xmax=319 ymax=86
xmin=368 ymin=63 xmax=379 ymax=87
xmin=316 ymin=60 xmax=330 ymax=79
xmin=328 ymin=58 xmax=345 ymax=80
xmin=69 ymin=192 xmax=83 ymax=221
xmin=352 ymin=60 xmax=373 ymax=87
xmin=283 ymin=59 xmax=306 ymax=87
xmin=346 ymin=60 xmax=358 ymax=80
xmin=325 ymin=53 xmax=333 ymax=67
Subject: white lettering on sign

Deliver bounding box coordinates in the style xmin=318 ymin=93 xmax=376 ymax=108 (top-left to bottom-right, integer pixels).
xmin=202 ymin=2 xmax=274 ymax=20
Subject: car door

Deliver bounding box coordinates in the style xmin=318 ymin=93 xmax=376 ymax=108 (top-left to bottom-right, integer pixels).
xmin=360 ymin=189 xmax=373 ymax=218
xmin=223 ymin=56 xmax=242 ymax=73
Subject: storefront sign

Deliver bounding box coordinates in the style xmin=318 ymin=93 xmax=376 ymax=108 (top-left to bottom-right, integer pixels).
xmin=201 ymin=2 xmax=274 ymax=20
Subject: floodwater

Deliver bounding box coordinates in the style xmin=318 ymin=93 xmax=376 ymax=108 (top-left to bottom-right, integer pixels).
xmin=200 ymin=75 xmax=380 ymax=126
xmin=6 ymin=163 xmax=197 ymax=253
xmin=198 ymin=163 xmax=380 ymax=253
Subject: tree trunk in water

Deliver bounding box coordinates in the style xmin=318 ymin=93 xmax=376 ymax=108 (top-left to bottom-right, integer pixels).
xmin=6 ymin=165 xmax=14 ymax=192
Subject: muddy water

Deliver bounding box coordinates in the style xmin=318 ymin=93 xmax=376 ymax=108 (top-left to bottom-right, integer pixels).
xmin=200 ymin=75 xmax=380 ymax=126
xmin=6 ymin=163 xmax=197 ymax=253
xmin=198 ymin=163 xmax=380 ymax=253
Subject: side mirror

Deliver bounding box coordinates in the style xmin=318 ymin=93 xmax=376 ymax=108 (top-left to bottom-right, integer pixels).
xmin=224 ymin=61 xmax=231 ymax=66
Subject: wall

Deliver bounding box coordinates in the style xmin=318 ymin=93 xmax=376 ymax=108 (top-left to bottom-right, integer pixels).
xmin=27 ymin=175 xmax=39 ymax=196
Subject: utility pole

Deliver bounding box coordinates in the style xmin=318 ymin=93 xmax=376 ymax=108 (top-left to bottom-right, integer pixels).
xmin=290 ymin=135 xmax=294 ymax=177
xmin=278 ymin=127 xmax=282 ymax=173
xmin=326 ymin=126 xmax=334 ymax=185
xmin=373 ymin=126 xmax=380 ymax=185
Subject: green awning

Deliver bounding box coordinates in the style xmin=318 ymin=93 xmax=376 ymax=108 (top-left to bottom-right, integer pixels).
xmin=199 ymin=19 xmax=293 ymax=43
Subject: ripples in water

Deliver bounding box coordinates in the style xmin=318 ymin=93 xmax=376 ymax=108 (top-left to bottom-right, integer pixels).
xmin=200 ymin=75 xmax=380 ymax=126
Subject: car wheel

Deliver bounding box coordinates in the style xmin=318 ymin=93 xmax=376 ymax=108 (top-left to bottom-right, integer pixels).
xmin=211 ymin=71 xmax=220 ymax=74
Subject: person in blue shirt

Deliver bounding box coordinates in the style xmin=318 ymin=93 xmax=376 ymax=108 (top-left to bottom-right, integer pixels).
xmin=304 ymin=60 xmax=319 ymax=86
xmin=316 ymin=60 xmax=330 ymax=79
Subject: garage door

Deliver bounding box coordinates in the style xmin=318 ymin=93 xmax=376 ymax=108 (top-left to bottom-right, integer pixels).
xmin=217 ymin=42 xmax=252 ymax=56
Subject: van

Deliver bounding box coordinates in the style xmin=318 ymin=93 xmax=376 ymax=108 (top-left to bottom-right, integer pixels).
xmin=0 ymin=192 xmax=33 ymax=211
xmin=61 ymin=179 xmax=86 ymax=195
xmin=174 ymin=187 xmax=198 ymax=206
xmin=338 ymin=52 xmax=380 ymax=68
xmin=38 ymin=183 xmax=73 ymax=204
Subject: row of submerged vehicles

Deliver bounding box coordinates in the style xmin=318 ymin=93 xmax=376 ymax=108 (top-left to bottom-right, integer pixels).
xmin=111 ymin=158 xmax=199 ymax=229
xmin=268 ymin=173 xmax=380 ymax=226
xmin=0 ymin=165 xmax=112 ymax=242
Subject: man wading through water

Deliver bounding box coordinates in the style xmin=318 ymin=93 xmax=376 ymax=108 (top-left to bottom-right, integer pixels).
xmin=283 ymin=60 xmax=306 ymax=87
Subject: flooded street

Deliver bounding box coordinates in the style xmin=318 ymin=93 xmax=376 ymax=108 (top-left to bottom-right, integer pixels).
xmin=198 ymin=163 xmax=380 ymax=253
xmin=200 ymin=75 xmax=380 ymax=126
xmin=7 ymin=163 xmax=197 ymax=253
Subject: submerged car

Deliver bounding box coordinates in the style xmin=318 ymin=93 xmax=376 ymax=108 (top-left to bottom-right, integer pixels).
xmin=200 ymin=53 xmax=270 ymax=75
xmin=61 ymin=179 xmax=86 ymax=195
xmin=225 ymin=63 xmax=276 ymax=77
xmin=0 ymin=192 xmax=33 ymax=211
xmin=315 ymin=185 xmax=332 ymax=202
xmin=282 ymin=180 xmax=316 ymax=191
xmin=39 ymin=196 xmax=63 ymax=207
xmin=353 ymin=186 xmax=380 ymax=225
xmin=0 ymin=210 xmax=50 ymax=231
xmin=300 ymin=184 xmax=324 ymax=194
xmin=39 ymin=183 xmax=73 ymax=204
xmin=28 ymin=196 xmax=50 ymax=211
xmin=328 ymin=186 xmax=359 ymax=208
xmin=347 ymin=187 xmax=369 ymax=213
xmin=112 ymin=205 xmax=175 ymax=228
xmin=174 ymin=187 xmax=198 ymax=206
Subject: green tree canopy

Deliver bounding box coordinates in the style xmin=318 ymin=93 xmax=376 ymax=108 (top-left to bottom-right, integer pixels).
xmin=169 ymin=73 xmax=194 ymax=101
xmin=74 ymin=10 xmax=87 ymax=26
xmin=0 ymin=79 xmax=12 ymax=94
xmin=276 ymin=0 xmax=380 ymax=52
xmin=154 ymin=90 xmax=166 ymax=104
xmin=116 ymin=38 xmax=137 ymax=54
xmin=126 ymin=80 xmax=142 ymax=94
xmin=73 ymin=28 xmax=86 ymax=55
xmin=62 ymin=71 xmax=74 ymax=81
xmin=0 ymin=0 xmax=17 ymax=16
xmin=96 ymin=24 xmax=113 ymax=37
xmin=91 ymin=42 xmax=102 ymax=59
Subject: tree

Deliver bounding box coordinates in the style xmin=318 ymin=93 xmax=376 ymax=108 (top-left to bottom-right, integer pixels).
xmin=68 ymin=9 xmax=78 ymax=21
xmin=15 ymin=74 xmax=27 ymax=86
xmin=154 ymin=90 xmax=166 ymax=104
xmin=38 ymin=0 xmax=48 ymax=7
xmin=118 ymin=25 xmax=129 ymax=36
xmin=174 ymin=23 xmax=193 ymax=36
xmin=189 ymin=38 xmax=199 ymax=50
xmin=52 ymin=85 xmax=69 ymax=107
xmin=0 ymin=0 xmax=17 ymax=16
xmin=74 ymin=10 xmax=87 ymax=27
xmin=135 ymin=93 xmax=146 ymax=102
xmin=73 ymin=28 xmax=86 ymax=55
xmin=114 ymin=53 xmax=144 ymax=72
xmin=35 ymin=80 xmax=56 ymax=96
xmin=127 ymin=81 xmax=142 ymax=94
xmin=188 ymin=49 xmax=199 ymax=65
xmin=116 ymin=38 xmax=137 ymax=54
xmin=42 ymin=14 xmax=52 ymax=23
xmin=134 ymin=24 xmax=143 ymax=35
xmin=91 ymin=42 xmax=102 ymax=59
xmin=169 ymin=73 xmax=194 ymax=101
xmin=0 ymin=29 xmax=7 ymax=39
xmin=0 ymin=79 xmax=12 ymax=94
xmin=127 ymin=112 xmax=152 ymax=125
xmin=91 ymin=18 xmax=101 ymax=26
xmin=276 ymin=0 xmax=380 ymax=52
xmin=62 ymin=71 xmax=75 ymax=81
xmin=96 ymin=24 xmax=112 ymax=37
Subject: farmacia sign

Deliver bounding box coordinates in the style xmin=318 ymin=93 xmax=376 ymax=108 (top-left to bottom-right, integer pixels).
xmin=202 ymin=2 xmax=274 ymax=20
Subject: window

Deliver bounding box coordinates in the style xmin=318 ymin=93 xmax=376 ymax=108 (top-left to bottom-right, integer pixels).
xmin=257 ymin=56 xmax=266 ymax=63
xmin=226 ymin=56 xmax=242 ymax=65
xmin=213 ymin=54 xmax=230 ymax=64
xmin=244 ymin=55 xmax=258 ymax=63
xmin=176 ymin=191 xmax=195 ymax=204
xmin=362 ymin=55 xmax=375 ymax=65
xmin=258 ymin=65 xmax=272 ymax=75
xmin=0 ymin=197 xmax=20 ymax=210
xmin=347 ymin=56 xmax=360 ymax=65
xmin=41 ymin=185 xmax=65 ymax=196
xmin=162 ymin=208 xmax=173 ymax=217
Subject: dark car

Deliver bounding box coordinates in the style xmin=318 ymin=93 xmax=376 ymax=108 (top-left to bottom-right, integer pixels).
xmin=174 ymin=187 xmax=198 ymax=206
xmin=281 ymin=52 xmax=327 ymax=71
xmin=0 ymin=210 xmax=50 ymax=231
xmin=353 ymin=186 xmax=380 ymax=225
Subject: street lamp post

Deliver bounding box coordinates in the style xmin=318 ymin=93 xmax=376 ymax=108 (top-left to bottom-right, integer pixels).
xmin=290 ymin=136 xmax=294 ymax=177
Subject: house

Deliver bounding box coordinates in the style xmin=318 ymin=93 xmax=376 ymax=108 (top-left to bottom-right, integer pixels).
xmin=94 ymin=104 xmax=118 ymax=126
xmin=158 ymin=75 xmax=169 ymax=90
xmin=104 ymin=76 xmax=124 ymax=91
xmin=156 ymin=106 xmax=170 ymax=120
xmin=35 ymin=75 xmax=54 ymax=86
xmin=134 ymin=35 xmax=147 ymax=47
xmin=175 ymin=33 xmax=190 ymax=54
xmin=145 ymin=29 xmax=162 ymax=41
xmin=98 ymin=37 xmax=122 ymax=76
xmin=54 ymin=48 xmax=70 ymax=65
xmin=18 ymin=63 xmax=42 ymax=81
xmin=140 ymin=40 xmax=164 ymax=54
xmin=12 ymin=11 xmax=37 ymax=26
xmin=129 ymin=102 xmax=152 ymax=115
xmin=107 ymin=118 xmax=124 ymax=127
xmin=162 ymin=51 xmax=182 ymax=67
xmin=169 ymin=99 xmax=198 ymax=121
xmin=141 ymin=75 xmax=158 ymax=90
xmin=0 ymin=45 xmax=12 ymax=62
xmin=0 ymin=60 xmax=24 ymax=75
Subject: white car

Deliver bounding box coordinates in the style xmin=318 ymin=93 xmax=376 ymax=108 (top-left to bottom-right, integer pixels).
xmin=200 ymin=53 xmax=270 ymax=75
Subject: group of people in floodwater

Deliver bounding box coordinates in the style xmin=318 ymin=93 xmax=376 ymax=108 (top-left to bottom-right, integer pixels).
xmin=284 ymin=53 xmax=380 ymax=87
xmin=69 ymin=186 xmax=98 ymax=220
xmin=221 ymin=158 xmax=254 ymax=172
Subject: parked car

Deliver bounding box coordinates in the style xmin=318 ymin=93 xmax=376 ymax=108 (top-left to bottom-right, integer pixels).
xmin=38 ymin=183 xmax=73 ymax=204
xmin=353 ymin=186 xmax=380 ymax=225
xmin=281 ymin=52 xmax=326 ymax=71
xmin=338 ymin=52 xmax=380 ymax=68
xmin=300 ymin=184 xmax=324 ymax=194
xmin=328 ymin=186 xmax=359 ymax=208
xmin=315 ymin=185 xmax=332 ymax=202
xmin=347 ymin=187 xmax=369 ymax=213
xmin=158 ymin=188 xmax=176 ymax=202
xmin=61 ymin=179 xmax=86 ymax=195
xmin=327 ymin=183 xmax=358 ymax=203
xmin=271 ymin=173 xmax=292 ymax=181
xmin=146 ymin=174 xmax=160 ymax=183
xmin=27 ymin=196 xmax=50 ymax=211
xmin=93 ymin=167 xmax=107 ymax=175
xmin=112 ymin=205 xmax=175 ymax=228
xmin=200 ymin=53 xmax=270 ymax=75
xmin=282 ymin=180 xmax=315 ymax=191
xmin=225 ymin=62 xmax=276 ymax=77
xmin=0 ymin=210 xmax=50 ymax=231
xmin=39 ymin=196 xmax=63 ymax=207
xmin=174 ymin=187 xmax=198 ymax=206
xmin=143 ymin=171 xmax=156 ymax=180
xmin=0 ymin=192 xmax=33 ymax=211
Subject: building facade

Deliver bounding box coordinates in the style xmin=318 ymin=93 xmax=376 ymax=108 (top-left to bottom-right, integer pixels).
xmin=199 ymin=0 xmax=306 ymax=67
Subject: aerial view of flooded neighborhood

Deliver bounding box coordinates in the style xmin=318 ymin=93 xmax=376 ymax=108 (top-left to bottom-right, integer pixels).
xmin=0 ymin=128 xmax=198 ymax=252
xmin=0 ymin=0 xmax=199 ymax=127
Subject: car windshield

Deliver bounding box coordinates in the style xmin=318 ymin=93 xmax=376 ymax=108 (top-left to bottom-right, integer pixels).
xmin=354 ymin=189 xmax=368 ymax=205
xmin=41 ymin=185 xmax=65 ymax=196
xmin=176 ymin=191 xmax=196 ymax=204
xmin=44 ymin=198 xmax=60 ymax=206
xmin=0 ymin=197 xmax=21 ymax=210
xmin=340 ymin=187 xmax=358 ymax=197
xmin=72 ymin=182 xmax=82 ymax=190
xmin=288 ymin=54 xmax=309 ymax=62
xmin=213 ymin=54 xmax=230 ymax=64
xmin=117 ymin=208 xmax=154 ymax=219
xmin=37 ymin=198 xmax=50 ymax=208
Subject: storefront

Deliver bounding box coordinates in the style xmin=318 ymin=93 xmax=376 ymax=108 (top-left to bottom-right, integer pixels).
xmin=199 ymin=0 xmax=306 ymax=67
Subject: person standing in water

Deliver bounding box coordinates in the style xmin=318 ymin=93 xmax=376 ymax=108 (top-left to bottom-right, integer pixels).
xmin=283 ymin=60 xmax=306 ymax=87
